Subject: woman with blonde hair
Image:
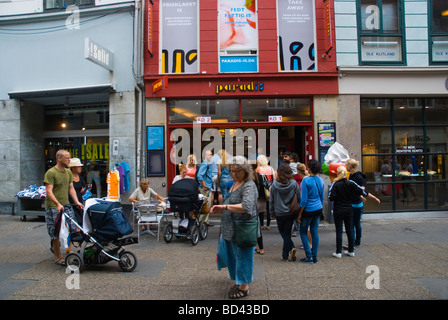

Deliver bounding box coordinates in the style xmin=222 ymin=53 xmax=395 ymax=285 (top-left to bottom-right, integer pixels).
xmin=255 ymin=154 xmax=276 ymax=231
xmin=186 ymin=154 xmax=198 ymax=179
xmin=345 ymin=159 xmax=380 ymax=247
xmin=328 ymin=165 xmax=378 ymax=258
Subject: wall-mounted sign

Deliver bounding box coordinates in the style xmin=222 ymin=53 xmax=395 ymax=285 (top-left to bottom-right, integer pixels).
xmin=152 ymin=76 xmax=168 ymax=93
xmin=147 ymin=1 xmax=153 ymax=57
xmin=112 ymin=139 xmax=119 ymax=156
xmin=160 ymin=0 xmax=199 ymax=74
xmin=220 ymin=56 xmax=258 ymax=73
xmin=147 ymin=126 xmax=165 ymax=150
xmin=323 ymin=0 xmax=333 ymax=56
xmin=318 ymin=122 xmax=336 ymax=148
xmin=268 ymin=115 xmax=282 ymax=122
xmin=84 ymin=38 xmax=114 ymax=71
xmin=216 ymin=81 xmax=264 ymax=94
xmin=277 ymin=0 xmax=316 ymax=71
xmin=196 ymin=117 xmax=212 ymax=123
xmin=218 ymin=0 xmax=259 ymax=73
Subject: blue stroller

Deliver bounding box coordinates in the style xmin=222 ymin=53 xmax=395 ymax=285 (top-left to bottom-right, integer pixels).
xmin=63 ymin=199 xmax=138 ymax=273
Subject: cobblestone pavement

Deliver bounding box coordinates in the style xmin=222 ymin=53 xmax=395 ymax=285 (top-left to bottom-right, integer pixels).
xmin=1 ymin=212 xmax=448 ymax=302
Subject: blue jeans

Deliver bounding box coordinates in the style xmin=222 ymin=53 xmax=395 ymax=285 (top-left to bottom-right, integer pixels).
xmin=217 ymin=237 xmax=255 ymax=285
xmin=352 ymin=206 xmax=363 ymax=246
xmin=299 ymin=214 xmax=320 ymax=259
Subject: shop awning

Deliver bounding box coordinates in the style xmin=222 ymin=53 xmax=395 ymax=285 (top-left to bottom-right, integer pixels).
xmin=8 ymin=84 xmax=113 ymax=105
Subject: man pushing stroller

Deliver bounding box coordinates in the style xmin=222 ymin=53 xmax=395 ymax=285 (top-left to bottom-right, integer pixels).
xmin=44 ymin=150 xmax=84 ymax=266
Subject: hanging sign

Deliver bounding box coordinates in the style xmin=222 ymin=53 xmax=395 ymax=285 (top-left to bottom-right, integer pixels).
xmin=84 ymin=38 xmax=114 ymax=71
xmin=152 ymin=76 xmax=168 ymax=93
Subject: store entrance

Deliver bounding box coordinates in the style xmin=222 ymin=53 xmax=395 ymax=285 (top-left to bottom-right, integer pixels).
xmin=45 ymin=137 xmax=109 ymax=198
xmin=167 ymin=124 xmax=312 ymax=184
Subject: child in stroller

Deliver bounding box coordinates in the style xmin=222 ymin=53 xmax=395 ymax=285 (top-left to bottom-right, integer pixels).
xmin=62 ymin=198 xmax=138 ymax=272
xmin=163 ymin=179 xmax=208 ymax=245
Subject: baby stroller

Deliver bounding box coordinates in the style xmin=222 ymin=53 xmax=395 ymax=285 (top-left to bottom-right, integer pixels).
xmin=163 ymin=179 xmax=208 ymax=245
xmin=63 ymin=199 xmax=138 ymax=273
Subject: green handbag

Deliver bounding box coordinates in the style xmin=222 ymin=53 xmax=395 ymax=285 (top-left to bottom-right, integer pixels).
xmin=233 ymin=216 xmax=258 ymax=248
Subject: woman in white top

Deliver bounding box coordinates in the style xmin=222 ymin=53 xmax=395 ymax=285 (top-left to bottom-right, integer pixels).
xmin=129 ymin=179 xmax=164 ymax=232
xmin=129 ymin=179 xmax=164 ymax=204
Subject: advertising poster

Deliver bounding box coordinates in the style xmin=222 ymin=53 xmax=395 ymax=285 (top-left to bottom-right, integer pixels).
xmin=318 ymin=122 xmax=336 ymax=148
xmin=160 ymin=0 xmax=199 ymax=74
xmin=277 ymin=0 xmax=316 ymax=71
xmin=218 ymin=0 xmax=258 ymax=72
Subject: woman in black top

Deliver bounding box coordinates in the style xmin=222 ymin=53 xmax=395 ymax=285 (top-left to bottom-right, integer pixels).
xmin=328 ymin=166 xmax=368 ymax=258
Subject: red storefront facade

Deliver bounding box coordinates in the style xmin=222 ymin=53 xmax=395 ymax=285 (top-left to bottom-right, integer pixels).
xmin=143 ymin=0 xmax=338 ymax=185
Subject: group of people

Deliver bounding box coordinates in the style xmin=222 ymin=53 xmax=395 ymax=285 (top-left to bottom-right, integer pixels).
xmin=209 ymin=151 xmax=380 ymax=299
xmin=43 ymin=148 xmax=380 ymax=300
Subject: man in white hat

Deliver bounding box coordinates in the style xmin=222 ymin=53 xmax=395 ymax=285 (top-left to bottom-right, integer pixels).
xmin=44 ymin=150 xmax=84 ymax=266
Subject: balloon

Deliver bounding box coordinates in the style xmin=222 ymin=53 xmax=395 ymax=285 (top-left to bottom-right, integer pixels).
xmin=321 ymin=162 xmax=329 ymax=176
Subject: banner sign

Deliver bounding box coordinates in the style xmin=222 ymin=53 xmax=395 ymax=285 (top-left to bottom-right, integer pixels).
xmin=277 ymin=0 xmax=316 ymax=71
xmin=218 ymin=0 xmax=258 ymax=72
xmin=160 ymin=0 xmax=199 ymax=74
xmin=220 ymin=56 xmax=258 ymax=72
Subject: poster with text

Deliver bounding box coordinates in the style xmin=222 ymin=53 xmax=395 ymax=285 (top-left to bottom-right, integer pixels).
xmin=277 ymin=0 xmax=316 ymax=72
xmin=160 ymin=0 xmax=199 ymax=74
xmin=218 ymin=0 xmax=258 ymax=72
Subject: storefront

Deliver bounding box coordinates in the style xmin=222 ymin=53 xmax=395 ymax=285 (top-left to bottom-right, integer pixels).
xmin=144 ymin=74 xmax=338 ymax=187
xmin=0 ymin=2 xmax=144 ymax=213
xmin=43 ymin=102 xmax=110 ymax=197
xmin=361 ymin=97 xmax=448 ymax=212
xmin=143 ymin=0 xmax=339 ymax=192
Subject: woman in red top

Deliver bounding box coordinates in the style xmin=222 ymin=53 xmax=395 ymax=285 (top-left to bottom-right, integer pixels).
xmin=186 ymin=154 xmax=197 ymax=179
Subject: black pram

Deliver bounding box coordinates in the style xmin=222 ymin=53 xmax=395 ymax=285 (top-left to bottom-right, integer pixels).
xmin=163 ymin=179 xmax=208 ymax=245
xmin=63 ymin=199 xmax=138 ymax=273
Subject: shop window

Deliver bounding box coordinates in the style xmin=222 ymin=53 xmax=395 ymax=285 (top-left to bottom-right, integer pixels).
xmin=218 ymin=0 xmax=258 ymax=73
xmin=45 ymin=136 xmax=109 ymax=198
xmin=361 ymin=98 xmax=391 ymax=125
xmin=168 ymin=99 xmax=239 ymax=124
xmin=160 ymin=0 xmax=199 ymax=74
xmin=429 ymin=0 xmax=448 ymax=64
xmin=426 ymin=98 xmax=448 ymax=125
xmin=361 ymin=98 xmax=448 ymax=212
xmin=393 ymin=99 xmax=423 ymax=125
xmin=44 ymin=0 xmax=94 ymax=10
xmin=241 ymin=98 xmax=311 ymax=122
xmin=357 ymin=0 xmax=405 ymax=65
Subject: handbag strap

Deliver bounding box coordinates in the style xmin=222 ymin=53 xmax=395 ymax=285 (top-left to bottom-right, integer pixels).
xmin=312 ymin=176 xmax=322 ymax=201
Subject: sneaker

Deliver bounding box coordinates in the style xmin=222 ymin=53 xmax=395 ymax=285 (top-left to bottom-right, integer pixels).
xmin=288 ymin=248 xmax=297 ymax=261
xmin=332 ymin=253 xmax=342 ymax=259
xmin=300 ymin=257 xmax=313 ymax=263
xmin=344 ymin=250 xmax=355 ymax=257
xmin=312 ymin=257 xmax=318 ymax=263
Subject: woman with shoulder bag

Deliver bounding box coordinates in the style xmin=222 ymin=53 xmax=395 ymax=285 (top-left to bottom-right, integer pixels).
xmin=298 ymin=159 xmax=325 ymax=263
xmin=211 ymin=156 xmax=258 ymax=299
xmin=269 ymin=163 xmax=300 ymax=262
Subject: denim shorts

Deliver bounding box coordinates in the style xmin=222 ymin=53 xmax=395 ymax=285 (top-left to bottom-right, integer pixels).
xmin=45 ymin=205 xmax=75 ymax=240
